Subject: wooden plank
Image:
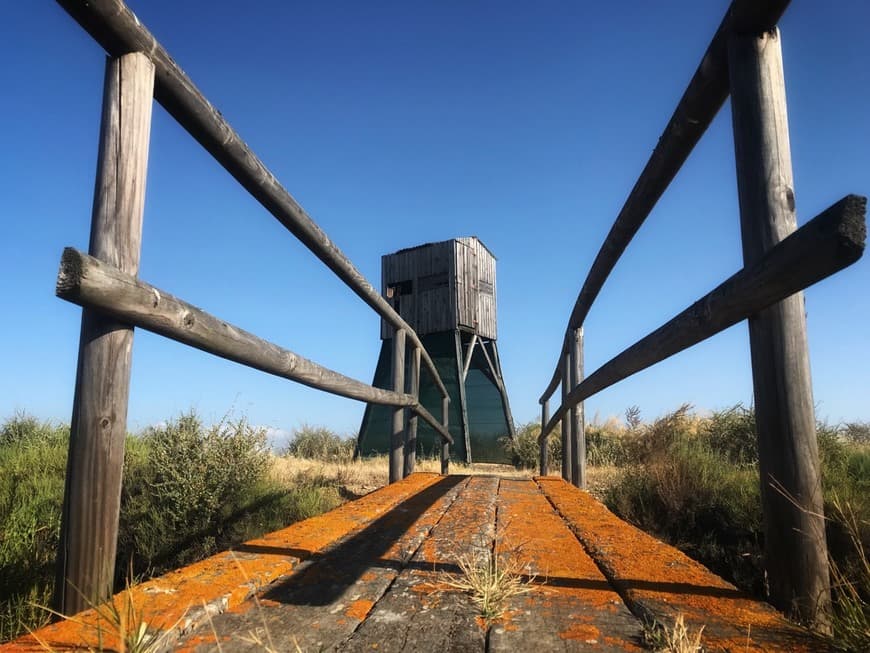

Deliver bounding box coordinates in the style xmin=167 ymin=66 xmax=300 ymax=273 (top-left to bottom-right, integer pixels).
xmin=54 ymin=52 xmax=154 ymax=616
xmin=569 ymin=328 xmax=585 ymax=488
xmin=404 ymin=346 xmax=421 ymax=477
xmin=342 ymin=476 xmax=498 ymax=652
xmin=56 ymin=249 xmax=418 ymax=409
xmin=538 ymin=478 xmax=832 ymax=652
xmin=539 ymin=400 xmax=549 ymax=476
xmin=441 ymin=396 xmax=450 ymax=475
xmin=538 ymin=0 xmax=792 ymax=404
xmin=728 ymin=27 xmax=830 ymax=625
xmin=11 ymin=475 xmax=446 ymax=652
xmin=390 ymin=329 xmax=407 ymax=484
xmin=173 ymin=476 xmax=469 ymax=653
xmin=489 ymin=480 xmax=641 ymax=651
xmin=542 ymin=195 xmax=865 ymax=436
xmin=454 ymin=330 xmax=473 ymax=464
xmin=462 ymin=333 xmax=478 ymax=382
xmin=560 ymin=353 xmax=573 ymax=483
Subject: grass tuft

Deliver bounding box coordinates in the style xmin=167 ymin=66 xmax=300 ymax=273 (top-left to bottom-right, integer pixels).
xmin=443 ymin=545 xmax=533 ymax=622
xmin=642 ymin=614 xmax=705 ymax=652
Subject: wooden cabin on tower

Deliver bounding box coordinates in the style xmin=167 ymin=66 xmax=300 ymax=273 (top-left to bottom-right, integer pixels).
xmin=357 ymin=237 xmax=516 ymax=463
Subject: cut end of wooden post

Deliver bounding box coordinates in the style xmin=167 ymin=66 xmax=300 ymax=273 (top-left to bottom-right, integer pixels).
xmin=835 ymin=194 xmax=867 ymax=259
xmin=56 ymin=247 xmax=84 ymax=297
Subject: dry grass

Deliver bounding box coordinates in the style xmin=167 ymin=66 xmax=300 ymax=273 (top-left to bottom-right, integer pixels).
xmin=642 ymin=614 xmax=705 ymax=652
xmin=443 ymin=546 xmax=534 ymax=622
xmin=268 ymin=454 xmax=531 ymax=500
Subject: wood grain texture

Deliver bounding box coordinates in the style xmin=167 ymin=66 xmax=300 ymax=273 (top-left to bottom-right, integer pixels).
xmin=542 ymin=195 xmax=865 ymax=437
xmin=57 ymin=250 xmax=421 ymax=412
xmin=54 ymin=0 xmax=450 ymax=403
xmin=54 ymin=52 xmax=154 ymax=616
xmin=560 ymin=353 xmax=573 ymax=483
xmin=404 ymin=346 xmax=421 ymax=477
xmin=569 ymin=328 xmax=585 ymax=489
xmin=539 ymin=400 xmax=550 ymax=477
xmin=454 ymin=331 xmax=472 ymax=464
xmin=728 ymin=27 xmax=831 ymax=625
xmin=390 ymin=329 xmax=407 ymax=484
xmin=539 ymin=0 xmax=792 ymax=404
xmin=441 ymin=396 xmax=450 ymax=475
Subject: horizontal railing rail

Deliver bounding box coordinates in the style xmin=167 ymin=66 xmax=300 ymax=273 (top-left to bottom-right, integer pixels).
xmin=51 ymin=0 xmax=453 ymax=616
xmin=55 ymin=0 xmax=450 ymax=402
xmin=56 ymin=248 xmax=454 ymax=443
xmin=539 ymin=0 xmax=790 ymax=403
xmin=536 ymin=0 xmax=866 ymax=627
xmin=540 ymin=196 xmax=865 ymax=436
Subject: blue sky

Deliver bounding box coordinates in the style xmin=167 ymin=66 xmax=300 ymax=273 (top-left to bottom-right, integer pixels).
xmin=2 ymin=1 xmax=868 ymax=439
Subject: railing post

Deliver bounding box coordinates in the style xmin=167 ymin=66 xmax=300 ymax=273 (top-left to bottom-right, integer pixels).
xmin=560 ymin=350 xmax=573 ymax=483
xmin=570 ymin=327 xmax=586 ymax=488
xmin=404 ymin=346 xmax=421 ymax=477
xmin=54 ymin=52 xmax=155 ymax=615
xmin=389 ymin=328 xmax=407 ymax=484
xmin=440 ymin=396 xmax=450 ymax=475
xmin=728 ymin=27 xmax=830 ymax=627
xmin=539 ymin=400 xmax=550 ymax=476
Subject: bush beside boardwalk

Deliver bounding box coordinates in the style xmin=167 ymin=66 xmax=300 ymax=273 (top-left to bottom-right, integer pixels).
xmin=0 ymin=413 xmax=346 ymax=642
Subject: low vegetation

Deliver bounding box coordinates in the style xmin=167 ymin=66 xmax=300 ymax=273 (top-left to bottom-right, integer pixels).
xmin=0 ymin=413 xmax=355 ymax=643
xmin=2 ymin=405 xmax=866 ymax=650
xmin=509 ymin=405 xmax=868 ymax=651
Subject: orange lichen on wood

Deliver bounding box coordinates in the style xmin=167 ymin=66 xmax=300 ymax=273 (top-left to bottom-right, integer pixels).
xmin=490 ymin=480 xmax=642 ymax=650
xmin=559 ymin=622 xmax=600 ymax=642
xmin=1 ymin=473 xmax=442 ymax=653
xmin=345 ymin=599 xmax=375 ymax=621
xmin=536 ymin=477 xmax=831 ymax=652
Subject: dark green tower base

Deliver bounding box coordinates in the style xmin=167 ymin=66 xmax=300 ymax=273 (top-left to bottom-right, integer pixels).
xmin=357 ymin=330 xmax=516 ymax=464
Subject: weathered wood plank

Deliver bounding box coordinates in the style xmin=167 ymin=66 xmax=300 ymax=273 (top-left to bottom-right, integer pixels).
xmin=175 ymin=476 xmax=469 ymax=653
xmin=10 ymin=475 xmax=446 ymax=652
xmin=405 ymin=346 xmax=421 ymax=476
xmin=539 ymin=400 xmax=550 ymax=476
xmin=728 ymin=27 xmax=830 ymax=625
xmin=390 ymin=329 xmax=407 ymax=484
xmin=569 ymin=328 xmax=585 ymax=488
xmin=441 ymin=396 xmax=450 ymax=475
xmin=539 ymin=0 xmax=792 ymax=404
xmin=454 ymin=331 xmax=473 ymax=464
xmin=489 ymin=480 xmax=641 ymax=651
xmin=542 ymin=195 xmax=865 ymax=436
xmin=343 ymin=476 xmax=498 ymax=652
xmin=560 ymin=353 xmax=573 ymax=483
xmin=54 ymin=52 xmax=154 ymax=616
xmin=54 ymin=0 xmax=450 ymax=402
xmin=538 ymin=478 xmax=831 ymax=652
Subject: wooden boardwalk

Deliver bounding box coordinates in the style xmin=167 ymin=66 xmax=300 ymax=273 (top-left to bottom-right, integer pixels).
xmin=6 ymin=474 xmax=827 ymax=652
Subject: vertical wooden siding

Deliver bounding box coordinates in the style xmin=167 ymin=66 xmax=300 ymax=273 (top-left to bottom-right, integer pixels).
xmin=380 ymin=237 xmax=497 ymax=340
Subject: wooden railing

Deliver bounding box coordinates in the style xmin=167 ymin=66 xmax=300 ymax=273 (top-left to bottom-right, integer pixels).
xmin=51 ymin=0 xmax=452 ymax=616
xmin=537 ymin=0 xmax=866 ymax=628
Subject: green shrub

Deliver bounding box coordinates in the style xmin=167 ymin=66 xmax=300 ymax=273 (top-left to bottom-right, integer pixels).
xmin=603 ymin=405 xmax=870 ymax=645
xmin=117 ymin=412 xmax=272 ymax=576
xmin=604 ymin=408 xmax=765 ymax=594
xmin=501 ymin=421 xmax=561 ymax=470
xmin=1 ymin=410 xmax=352 ymax=644
xmin=0 ymin=415 xmax=68 ymax=641
xmin=285 ymin=424 xmax=355 ymax=462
